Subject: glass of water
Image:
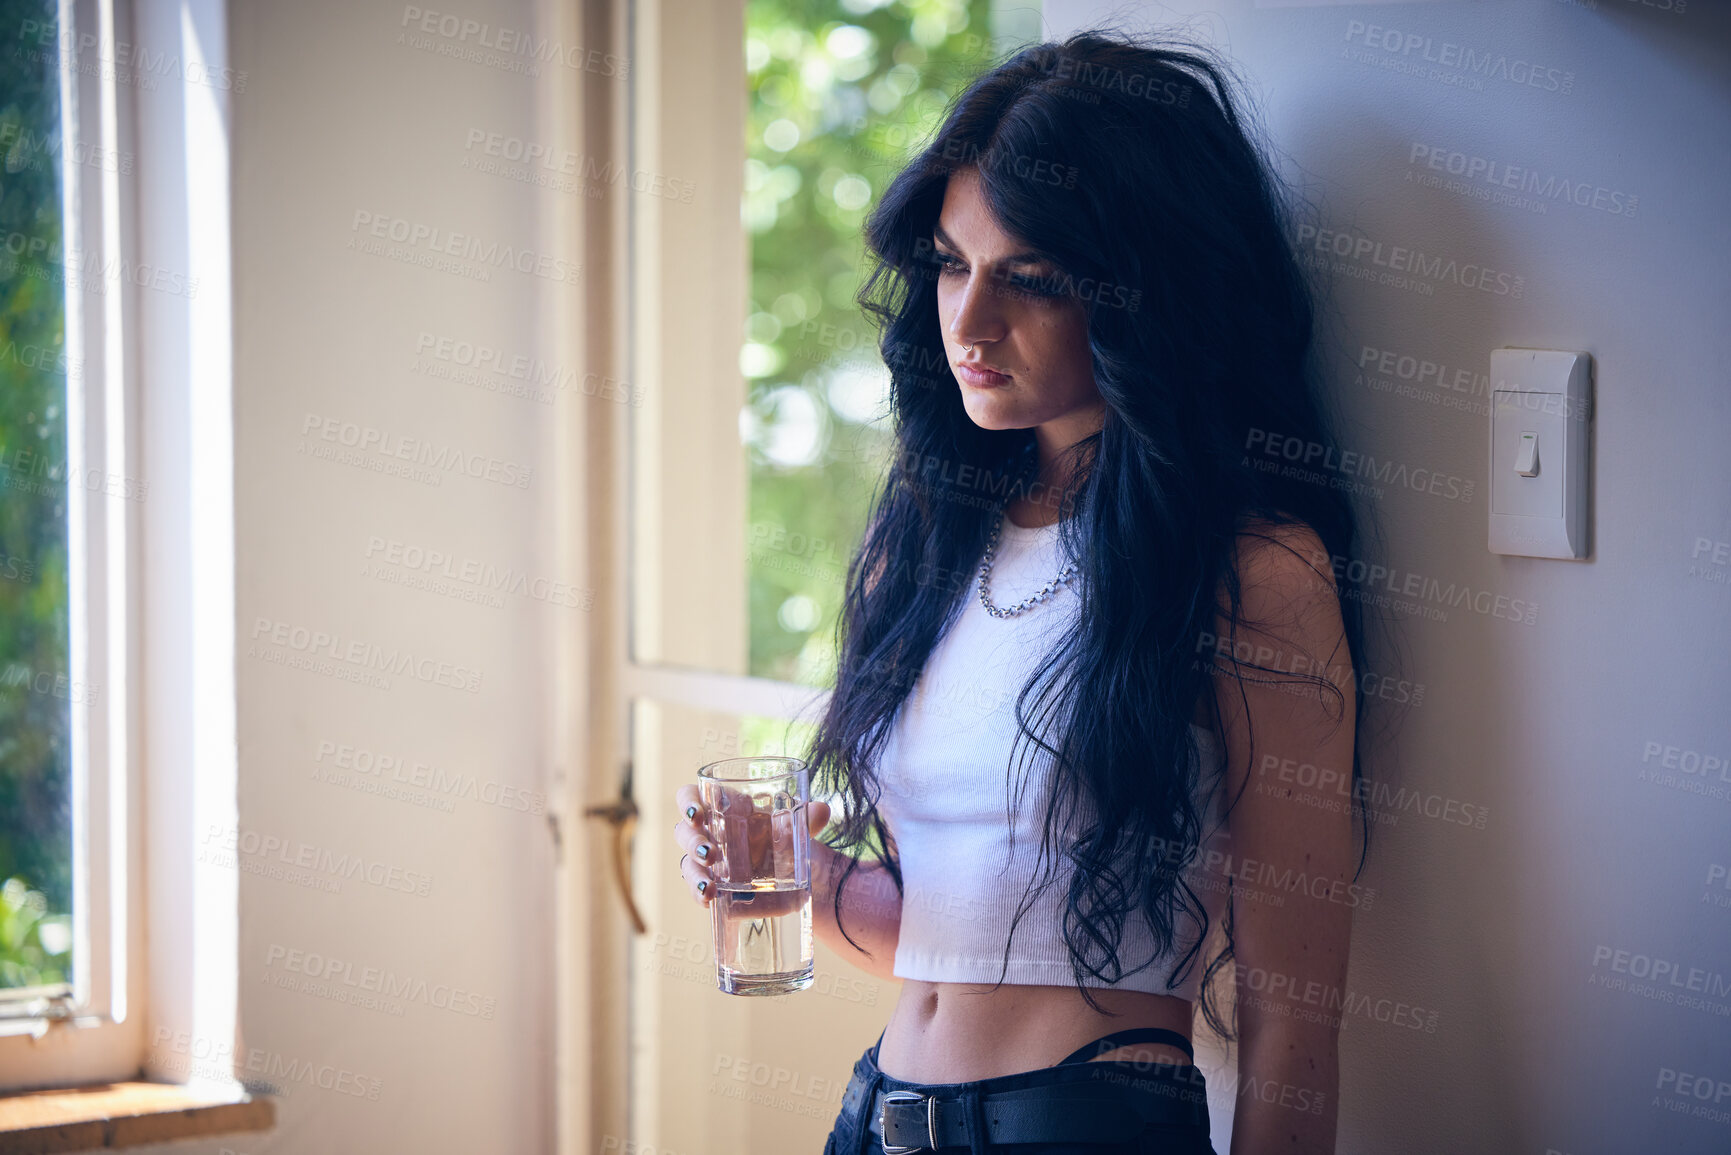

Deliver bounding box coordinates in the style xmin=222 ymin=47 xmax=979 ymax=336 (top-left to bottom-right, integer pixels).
xmin=697 ymin=756 xmax=814 ymax=996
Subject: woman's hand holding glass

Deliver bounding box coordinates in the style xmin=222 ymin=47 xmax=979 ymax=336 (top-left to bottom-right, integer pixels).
xmin=673 ymin=782 xmax=830 ymax=919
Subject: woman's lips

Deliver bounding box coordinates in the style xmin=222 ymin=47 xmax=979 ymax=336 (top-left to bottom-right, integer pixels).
xmin=955 ymin=361 xmax=1012 ymax=388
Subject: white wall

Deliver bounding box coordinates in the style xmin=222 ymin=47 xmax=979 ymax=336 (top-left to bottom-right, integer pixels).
xmin=1041 ymin=2 xmax=1731 ymax=1152
xmin=143 ymin=0 xmax=584 ymax=1150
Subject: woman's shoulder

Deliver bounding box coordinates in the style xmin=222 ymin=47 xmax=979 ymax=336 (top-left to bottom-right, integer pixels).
xmin=1210 ymin=515 xmax=1348 ymax=671
xmin=1226 ymin=514 xmax=1338 ymax=600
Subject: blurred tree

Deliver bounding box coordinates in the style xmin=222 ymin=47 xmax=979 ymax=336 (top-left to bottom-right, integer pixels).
xmin=0 ymin=877 xmax=70 ymax=988
xmin=0 ymin=0 xmax=73 ymax=987
xmin=742 ymin=0 xmax=1040 ymax=685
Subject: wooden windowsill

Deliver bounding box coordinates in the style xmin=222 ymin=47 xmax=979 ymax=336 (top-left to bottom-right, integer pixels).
xmin=0 ymin=1082 xmax=274 ymax=1154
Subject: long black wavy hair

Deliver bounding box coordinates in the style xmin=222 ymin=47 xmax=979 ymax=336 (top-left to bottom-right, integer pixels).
xmin=804 ymin=29 xmax=1376 ymax=1040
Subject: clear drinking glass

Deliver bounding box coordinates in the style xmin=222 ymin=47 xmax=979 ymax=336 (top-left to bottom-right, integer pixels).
xmin=697 ymin=756 xmax=815 ymax=996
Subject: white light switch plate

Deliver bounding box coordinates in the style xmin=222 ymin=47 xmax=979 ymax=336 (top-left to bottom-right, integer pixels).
xmin=1488 ymin=348 xmax=1592 ymax=559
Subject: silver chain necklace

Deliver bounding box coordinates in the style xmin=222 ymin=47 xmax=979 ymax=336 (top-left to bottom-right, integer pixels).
xmin=977 ymin=447 xmax=1077 ymax=619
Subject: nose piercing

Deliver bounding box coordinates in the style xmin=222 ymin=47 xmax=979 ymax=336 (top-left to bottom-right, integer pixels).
xmin=963 ymin=344 xmax=973 ymax=351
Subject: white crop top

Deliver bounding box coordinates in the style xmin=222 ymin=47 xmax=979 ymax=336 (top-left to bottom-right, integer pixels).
xmin=873 ymin=513 xmax=1233 ymax=1000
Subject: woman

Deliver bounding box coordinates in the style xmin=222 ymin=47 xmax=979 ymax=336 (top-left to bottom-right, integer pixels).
xmin=675 ymin=29 xmax=1372 ymax=1155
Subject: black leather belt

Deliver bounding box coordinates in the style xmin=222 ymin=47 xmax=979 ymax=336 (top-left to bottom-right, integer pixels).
xmin=869 ymin=1080 xmax=1202 ymax=1152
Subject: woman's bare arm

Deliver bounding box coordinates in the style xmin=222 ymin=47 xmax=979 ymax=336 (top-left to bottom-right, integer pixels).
xmin=1209 ymin=523 xmax=1358 ymax=1155
xmin=809 ymin=834 xmax=904 ymax=984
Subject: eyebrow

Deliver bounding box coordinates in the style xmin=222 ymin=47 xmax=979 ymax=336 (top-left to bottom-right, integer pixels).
xmin=932 ymin=223 xmax=1046 ymax=265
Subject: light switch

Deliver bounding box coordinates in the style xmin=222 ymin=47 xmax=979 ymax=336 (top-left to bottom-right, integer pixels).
xmin=1488 ymin=349 xmax=1592 ymax=559
xmin=1514 ymin=431 xmax=1539 ymax=477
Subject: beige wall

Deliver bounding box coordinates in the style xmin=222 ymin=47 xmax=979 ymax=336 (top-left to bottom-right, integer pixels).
xmin=151 ymin=1 xmax=596 ymax=1150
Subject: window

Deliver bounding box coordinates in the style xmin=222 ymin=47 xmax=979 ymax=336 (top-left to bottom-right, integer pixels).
xmin=604 ymin=2 xmax=1042 ymax=1149
xmin=0 ymin=0 xmax=144 ymax=1086
xmin=0 ymin=0 xmax=75 ymax=1006
xmin=0 ymin=0 xmax=240 ymax=1096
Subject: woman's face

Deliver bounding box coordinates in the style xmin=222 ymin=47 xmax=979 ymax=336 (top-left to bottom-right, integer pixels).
xmin=934 ymin=167 xmax=1102 ymax=444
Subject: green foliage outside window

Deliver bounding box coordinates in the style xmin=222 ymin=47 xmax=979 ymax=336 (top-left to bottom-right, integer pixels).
xmin=742 ymin=0 xmax=1040 ymax=686
xmin=0 ymin=877 xmax=69 ymax=988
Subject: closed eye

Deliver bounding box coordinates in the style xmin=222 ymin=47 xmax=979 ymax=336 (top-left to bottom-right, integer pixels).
xmin=1006 ymin=271 xmax=1060 ymax=294
xmin=933 ymin=247 xmax=1064 ymax=298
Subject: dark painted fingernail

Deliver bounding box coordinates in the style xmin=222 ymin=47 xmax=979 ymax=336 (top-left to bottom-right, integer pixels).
xmin=685 ymin=805 xmax=697 ymax=820
xmin=697 ymin=880 xmax=708 ymax=895
xmin=696 ymin=844 xmax=710 ymax=859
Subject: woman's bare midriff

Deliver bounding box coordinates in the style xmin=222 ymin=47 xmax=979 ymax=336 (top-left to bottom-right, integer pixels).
xmin=876 ymin=978 xmax=1196 ymax=1084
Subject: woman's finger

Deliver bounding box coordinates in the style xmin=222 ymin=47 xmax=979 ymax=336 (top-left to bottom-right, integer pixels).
xmin=672 ymin=816 xmax=721 ymax=875
xmin=674 ymin=785 xmax=722 ymax=899
xmin=675 ymin=783 xmax=703 ymax=823
xmin=678 ymin=845 xmax=716 ymax=905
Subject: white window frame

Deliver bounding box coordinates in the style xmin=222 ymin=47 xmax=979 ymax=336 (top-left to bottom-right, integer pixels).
xmin=0 ymin=0 xmax=145 ymax=1084
xmin=589 ymin=3 xmax=841 ymax=1150
xmin=0 ymin=0 xmax=239 ymax=1094
xmin=618 ymin=0 xmax=824 ymax=725
xmin=591 ymin=7 xmax=1043 ymax=1145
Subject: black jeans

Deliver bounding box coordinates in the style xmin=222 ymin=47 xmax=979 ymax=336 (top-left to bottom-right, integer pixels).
xmin=822 ymin=1027 xmax=1218 ymax=1155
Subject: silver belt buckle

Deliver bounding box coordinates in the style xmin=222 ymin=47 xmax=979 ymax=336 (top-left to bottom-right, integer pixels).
xmin=879 ymin=1089 xmax=938 ymax=1154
